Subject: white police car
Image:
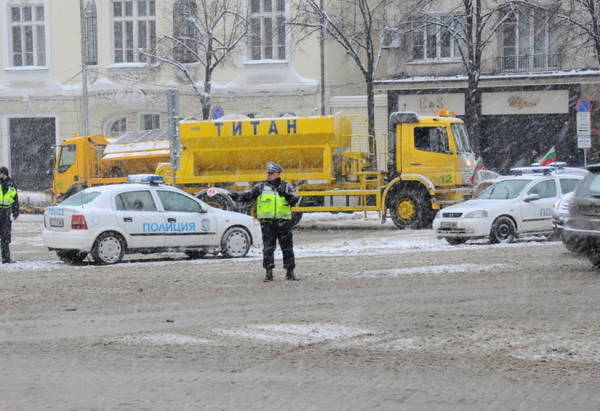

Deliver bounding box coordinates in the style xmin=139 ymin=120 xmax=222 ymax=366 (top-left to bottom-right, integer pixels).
xmin=434 ymin=170 xmax=584 ymax=245
xmin=42 ymin=175 xmax=263 ymax=264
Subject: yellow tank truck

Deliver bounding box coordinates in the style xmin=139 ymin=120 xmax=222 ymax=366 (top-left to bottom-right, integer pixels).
xmin=153 ymin=110 xmax=476 ymax=229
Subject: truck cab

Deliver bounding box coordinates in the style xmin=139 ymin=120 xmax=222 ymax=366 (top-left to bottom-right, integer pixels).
xmin=384 ymin=111 xmax=476 ymax=229
xmin=53 ymin=135 xmax=109 ymax=202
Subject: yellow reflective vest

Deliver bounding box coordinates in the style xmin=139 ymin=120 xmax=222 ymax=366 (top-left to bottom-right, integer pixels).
xmin=0 ymin=185 xmax=17 ymax=209
xmin=256 ymin=184 xmax=292 ymax=220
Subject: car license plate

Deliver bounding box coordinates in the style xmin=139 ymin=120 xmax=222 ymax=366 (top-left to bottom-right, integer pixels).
xmin=49 ymin=218 xmax=64 ymax=228
xmin=440 ymin=221 xmax=457 ymax=229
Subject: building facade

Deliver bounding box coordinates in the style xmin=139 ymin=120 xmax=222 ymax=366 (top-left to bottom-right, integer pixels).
xmin=0 ymin=0 xmax=375 ymax=191
xmin=378 ymin=1 xmax=600 ymax=172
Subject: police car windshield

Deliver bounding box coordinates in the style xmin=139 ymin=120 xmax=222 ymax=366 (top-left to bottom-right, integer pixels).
xmin=60 ymin=191 xmax=101 ymax=206
xmin=476 ymin=179 xmax=530 ymax=200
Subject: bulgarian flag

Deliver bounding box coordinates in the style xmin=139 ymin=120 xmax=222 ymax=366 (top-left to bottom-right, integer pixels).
xmin=470 ymin=156 xmax=484 ymax=184
xmin=539 ymin=146 xmax=557 ymax=167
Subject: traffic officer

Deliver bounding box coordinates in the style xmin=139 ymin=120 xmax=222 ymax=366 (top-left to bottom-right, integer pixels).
xmin=229 ymin=162 xmax=300 ymax=282
xmin=0 ymin=167 xmax=18 ymax=264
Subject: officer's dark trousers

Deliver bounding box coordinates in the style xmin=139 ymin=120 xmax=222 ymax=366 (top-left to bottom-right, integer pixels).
xmin=260 ymin=219 xmax=295 ymax=270
xmin=0 ymin=209 xmax=12 ymax=262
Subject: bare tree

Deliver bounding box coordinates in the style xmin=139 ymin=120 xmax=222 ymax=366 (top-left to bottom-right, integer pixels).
xmin=290 ymin=0 xmax=389 ymax=142
xmin=143 ymin=0 xmax=248 ymax=120
xmin=391 ymin=1 xmax=557 ymax=153
xmin=557 ymin=0 xmax=600 ymax=67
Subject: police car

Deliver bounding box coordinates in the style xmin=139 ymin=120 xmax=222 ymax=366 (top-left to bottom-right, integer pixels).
xmin=434 ymin=169 xmax=584 ymax=245
xmin=42 ymin=175 xmax=263 ymax=264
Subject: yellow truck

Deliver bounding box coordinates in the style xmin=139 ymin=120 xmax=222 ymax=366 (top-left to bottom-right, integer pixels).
xmin=53 ymin=111 xmax=475 ymax=229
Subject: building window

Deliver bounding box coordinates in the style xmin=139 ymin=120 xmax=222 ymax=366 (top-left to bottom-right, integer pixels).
xmin=108 ymin=116 xmax=127 ymax=136
xmin=173 ymin=0 xmax=197 ymax=63
xmin=84 ymin=1 xmax=98 ymax=65
xmin=141 ymin=114 xmax=160 ymax=130
xmin=499 ymin=10 xmax=558 ymax=72
xmin=249 ymin=0 xmax=286 ymax=60
xmin=411 ymin=15 xmax=463 ymax=61
xmin=112 ymin=0 xmax=156 ymax=63
xmin=10 ymin=4 xmax=46 ymax=67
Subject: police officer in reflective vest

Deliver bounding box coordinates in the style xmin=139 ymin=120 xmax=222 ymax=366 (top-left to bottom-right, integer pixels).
xmin=229 ymin=162 xmax=300 ymax=282
xmin=0 ymin=167 xmax=18 ymax=264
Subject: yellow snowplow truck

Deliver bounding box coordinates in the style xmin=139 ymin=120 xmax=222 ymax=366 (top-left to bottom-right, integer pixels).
xmin=53 ymin=111 xmax=475 ymax=229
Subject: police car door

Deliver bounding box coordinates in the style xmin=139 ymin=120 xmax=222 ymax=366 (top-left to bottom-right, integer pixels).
xmin=156 ymin=189 xmax=217 ymax=247
xmin=114 ymin=190 xmax=166 ymax=248
xmin=520 ymin=178 xmax=558 ymax=232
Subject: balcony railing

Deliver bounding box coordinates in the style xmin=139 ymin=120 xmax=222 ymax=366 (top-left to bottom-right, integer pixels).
xmin=494 ymin=54 xmax=561 ymax=73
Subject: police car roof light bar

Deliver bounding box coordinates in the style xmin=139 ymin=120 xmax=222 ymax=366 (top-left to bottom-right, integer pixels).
xmin=125 ymin=174 xmax=165 ymax=185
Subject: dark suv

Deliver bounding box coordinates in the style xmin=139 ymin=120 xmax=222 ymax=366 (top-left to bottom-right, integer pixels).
xmin=563 ymin=164 xmax=600 ymax=267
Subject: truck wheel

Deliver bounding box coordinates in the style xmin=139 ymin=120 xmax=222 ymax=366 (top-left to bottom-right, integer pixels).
xmin=221 ymin=227 xmax=250 ymax=258
xmin=241 ymin=201 xmax=257 ymax=218
xmin=91 ymin=232 xmax=125 ymax=264
xmin=197 ymin=192 xmax=234 ymax=211
xmin=444 ymin=237 xmax=467 ymax=246
xmin=56 ymin=250 xmax=88 ymax=264
xmin=389 ymin=190 xmax=430 ymax=230
xmin=489 ymin=216 xmax=516 ymax=244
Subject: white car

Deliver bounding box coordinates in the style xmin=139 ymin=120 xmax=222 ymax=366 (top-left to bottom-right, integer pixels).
xmin=42 ymin=175 xmax=263 ymax=264
xmin=434 ymin=172 xmax=584 ymax=245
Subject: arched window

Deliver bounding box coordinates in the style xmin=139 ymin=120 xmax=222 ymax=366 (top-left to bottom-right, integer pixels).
xmin=173 ymin=0 xmax=197 ymax=63
xmin=107 ymin=116 xmax=127 ymax=136
xmin=84 ymin=0 xmax=98 ymax=65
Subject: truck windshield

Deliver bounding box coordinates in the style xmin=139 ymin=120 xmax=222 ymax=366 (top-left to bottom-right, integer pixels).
xmin=450 ymin=123 xmax=473 ymax=154
xmin=58 ymin=144 xmax=76 ymax=173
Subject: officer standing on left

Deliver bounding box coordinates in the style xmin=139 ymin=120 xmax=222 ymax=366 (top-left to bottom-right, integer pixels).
xmin=0 ymin=167 xmax=18 ymax=264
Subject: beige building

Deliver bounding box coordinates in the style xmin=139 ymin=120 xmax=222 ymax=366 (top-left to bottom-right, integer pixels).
xmin=0 ymin=0 xmax=374 ymax=191
xmin=378 ymin=0 xmax=600 ymax=172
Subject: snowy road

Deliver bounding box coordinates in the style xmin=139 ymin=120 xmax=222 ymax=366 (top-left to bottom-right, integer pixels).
xmin=1 ymin=214 xmax=600 ymax=410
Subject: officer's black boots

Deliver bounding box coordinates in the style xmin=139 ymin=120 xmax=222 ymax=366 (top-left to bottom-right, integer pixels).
xmin=286 ymin=269 xmax=299 ymax=281
xmin=263 ymin=269 xmax=273 ymax=282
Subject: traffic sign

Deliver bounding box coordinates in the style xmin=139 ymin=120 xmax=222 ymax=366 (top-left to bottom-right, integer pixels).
xmin=577 ymin=97 xmax=591 ymax=113
xmin=211 ymin=105 xmax=224 ymax=119
xmin=578 ymin=136 xmax=591 ymax=149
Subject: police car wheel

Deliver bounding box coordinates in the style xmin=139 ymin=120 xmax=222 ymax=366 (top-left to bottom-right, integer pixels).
xmin=56 ymin=250 xmax=88 ymax=264
xmin=490 ymin=216 xmax=516 ymax=244
xmin=91 ymin=232 xmax=125 ymax=264
xmin=221 ymin=227 xmax=250 ymax=258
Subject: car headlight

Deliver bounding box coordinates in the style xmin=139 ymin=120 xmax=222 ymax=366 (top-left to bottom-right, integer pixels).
xmin=435 ymin=210 xmax=440 ymax=218
xmin=465 ymin=210 xmax=487 ymax=218
xmin=553 ymin=199 xmax=561 ymax=209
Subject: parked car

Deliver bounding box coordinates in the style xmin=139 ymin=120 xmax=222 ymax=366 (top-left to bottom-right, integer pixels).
xmin=562 ymin=164 xmax=600 ymax=267
xmin=42 ymin=175 xmax=263 ymax=264
xmin=551 ymin=192 xmax=584 ymax=252
xmin=434 ymin=171 xmax=585 ymax=245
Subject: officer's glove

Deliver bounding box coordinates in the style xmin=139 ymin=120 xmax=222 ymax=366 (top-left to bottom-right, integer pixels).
xmin=229 ymin=192 xmax=240 ymax=201
xmin=277 ymin=184 xmax=287 ymax=198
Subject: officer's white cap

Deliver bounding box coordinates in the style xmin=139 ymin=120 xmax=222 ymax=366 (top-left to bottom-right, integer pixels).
xmin=266 ymin=162 xmax=283 ymax=173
